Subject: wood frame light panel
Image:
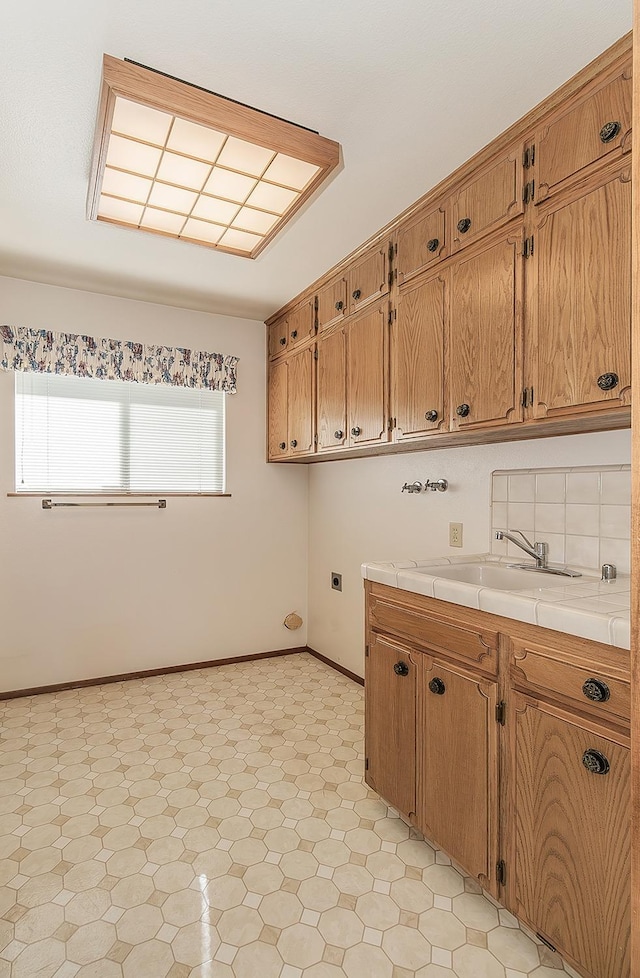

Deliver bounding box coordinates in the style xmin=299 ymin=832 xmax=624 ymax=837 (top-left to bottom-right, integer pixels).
xmin=88 ymin=56 xmax=341 ymax=259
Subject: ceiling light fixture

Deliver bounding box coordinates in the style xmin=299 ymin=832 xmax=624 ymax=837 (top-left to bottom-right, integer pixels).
xmin=87 ymin=56 xmax=341 ymax=259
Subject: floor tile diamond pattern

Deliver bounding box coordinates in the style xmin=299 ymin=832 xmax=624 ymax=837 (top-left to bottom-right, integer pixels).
xmin=0 ymin=652 xmax=577 ymax=977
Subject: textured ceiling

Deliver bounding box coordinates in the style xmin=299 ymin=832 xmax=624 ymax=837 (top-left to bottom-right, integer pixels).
xmin=0 ymin=0 xmax=632 ymax=321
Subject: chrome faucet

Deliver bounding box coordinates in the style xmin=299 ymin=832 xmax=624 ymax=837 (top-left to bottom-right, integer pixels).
xmin=494 ymin=529 xmax=582 ymax=578
xmin=495 ymin=530 xmax=549 ymax=568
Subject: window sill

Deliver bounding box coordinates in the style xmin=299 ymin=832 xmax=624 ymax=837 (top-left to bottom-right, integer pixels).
xmin=7 ymin=492 xmax=232 ymax=498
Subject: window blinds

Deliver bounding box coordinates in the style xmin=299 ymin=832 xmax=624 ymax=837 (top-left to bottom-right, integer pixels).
xmin=15 ymin=372 xmax=225 ymax=493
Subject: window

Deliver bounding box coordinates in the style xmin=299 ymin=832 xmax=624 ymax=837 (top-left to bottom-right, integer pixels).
xmin=15 ymin=372 xmax=225 ymax=494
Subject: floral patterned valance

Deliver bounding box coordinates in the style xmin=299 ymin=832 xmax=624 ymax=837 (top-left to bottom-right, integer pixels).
xmin=0 ymin=325 xmax=238 ymax=393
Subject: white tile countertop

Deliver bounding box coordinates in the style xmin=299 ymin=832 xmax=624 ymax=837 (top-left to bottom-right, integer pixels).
xmin=361 ymin=553 xmax=630 ymax=650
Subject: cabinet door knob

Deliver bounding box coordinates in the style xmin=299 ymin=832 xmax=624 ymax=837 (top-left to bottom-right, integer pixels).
xmin=582 ymin=678 xmax=611 ymax=702
xmin=456 ymin=403 xmax=470 ymax=418
xmin=335 ymin=300 xmax=344 ymax=311
xmin=599 ymin=120 xmax=621 ymax=143
xmin=457 ymin=218 xmax=471 ymax=234
xmin=582 ymin=749 xmax=610 ymax=775
xmin=290 ymin=329 xmax=298 ymax=339
xmin=351 ymin=426 xmax=361 ymax=437
xmin=428 ymin=677 xmax=446 ymax=695
xmin=427 ymin=238 xmax=439 ymax=252
xmin=393 ymin=661 xmax=409 ymax=677
xmin=279 ymin=442 xmax=286 ymax=450
xmin=597 ymin=372 xmax=619 ymax=391
xmin=352 ymin=289 xmax=362 ymax=301
xmin=334 ymin=430 xmax=344 ymax=439
xmin=425 ymin=409 xmax=438 ymax=422
xmin=279 ymin=336 xmax=286 ymax=346
xmin=290 ymin=439 xmax=298 ymax=448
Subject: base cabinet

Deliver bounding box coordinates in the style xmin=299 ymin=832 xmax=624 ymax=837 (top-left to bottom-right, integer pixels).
xmin=418 ymin=655 xmax=498 ymax=890
xmin=365 ymin=635 xmax=416 ymax=818
xmin=365 ymin=582 xmax=631 ymax=978
xmin=511 ymin=695 xmax=630 ymax=978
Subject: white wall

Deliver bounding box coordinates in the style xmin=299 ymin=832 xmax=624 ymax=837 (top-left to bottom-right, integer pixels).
xmin=0 ymin=275 xmax=309 ymax=691
xmin=307 ymin=431 xmax=632 ymax=677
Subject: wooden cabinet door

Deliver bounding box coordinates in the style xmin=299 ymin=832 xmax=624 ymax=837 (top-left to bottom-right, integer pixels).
xmin=287 ymin=299 xmax=315 ymax=351
xmin=347 ymin=243 xmax=389 ymax=315
xmin=268 ymin=316 xmax=289 ymax=359
xmin=392 ymin=273 xmax=446 ymax=439
xmin=317 ymin=327 xmax=347 ymax=451
xmin=535 ymin=65 xmax=632 ymax=203
xmin=317 ymin=276 xmax=348 ymax=332
xmin=511 ymin=695 xmax=630 ymax=978
xmin=396 ymin=203 xmax=446 ymax=286
xmin=365 ymin=635 xmax=416 ymax=818
xmin=418 ymin=656 xmax=498 ymax=890
xmin=287 ymin=347 xmax=315 ymax=455
xmin=451 ymin=146 xmax=524 ymax=251
xmin=527 ymin=165 xmax=631 ymax=419
xmin=449 ymin=233 xmax=522 ymax=430
xmin=268 ymin=359 xmax=289 ymax=459
xmin=346 ymin=304 xmax=388 ymax=447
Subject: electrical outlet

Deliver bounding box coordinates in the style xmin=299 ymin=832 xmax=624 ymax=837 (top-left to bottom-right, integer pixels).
xmin=449 ymin=522 xmax=463 ymax=548
xmin=331 ymin=572 xmax=342 ymax=591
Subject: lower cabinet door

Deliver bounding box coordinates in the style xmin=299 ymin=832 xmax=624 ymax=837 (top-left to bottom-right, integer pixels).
xmin=418 ymin=656 xmax=498 ymax=890
xmin=365 ymin=635 xmax=416 ymax=818
xmin=511 ymin=694 xmax=630 ymax=978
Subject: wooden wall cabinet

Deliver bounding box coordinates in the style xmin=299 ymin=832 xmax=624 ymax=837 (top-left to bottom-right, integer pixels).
xmin=346 ymin=303 xmax=389 ymax=447
xmin=317 ymin=275 xmax=348 ymax=332
xmin=266 ymin=38 xmax=632 ymax=463
xmin=268 ymin=300 xmax=315 ymax=359
xmin=395 ymin=202 xmax=447 ymax=286
xmin=317 ymin=325 xmax=347 ymax=451
xmin=347 ymin=242 xmax=390 ymax=315
xmin=451 ymin=144 xmax=524 ymax=251
xmin=525 ymin=164 xmax=631 ymax=419
xmin=449 ymin=232 xmax=522 ymax=430
xmin=392 ymin=272 xmax=446 ymax=439
xmin=268 ymin=315 xmax=290 ymax=360
xmin=267 ymin=346 xmax=315 ymax=459
xmin=365 ymin=581 xmax=631 ymax=978
xmin=534 ymin=63 xmax=632 ymax=204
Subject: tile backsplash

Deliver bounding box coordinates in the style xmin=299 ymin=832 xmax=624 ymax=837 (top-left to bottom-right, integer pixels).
xmin=491 ymin=465 xmax=631 ymax=574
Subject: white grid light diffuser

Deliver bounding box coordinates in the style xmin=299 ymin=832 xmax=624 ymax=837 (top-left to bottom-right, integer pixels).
xmin=88 ymin=57 xmax=341 ymax=258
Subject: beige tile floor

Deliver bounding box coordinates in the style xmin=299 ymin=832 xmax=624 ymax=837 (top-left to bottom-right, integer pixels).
xmin=0 ymin=652 xmax=579 ymax=978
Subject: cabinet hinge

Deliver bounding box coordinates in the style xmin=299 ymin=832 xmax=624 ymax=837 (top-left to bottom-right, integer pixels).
xmin=523 ymin=180 xmax=535 ymax=205
xmin=522 ymin=235 xmax=534 ymax=259
xmin=521 ymin=386 xmax=534 ymax=409
xmin=365 ymin=644 xmax=370 ymax=657
xmin=387 ymin=417 xmax=397 ymax=431
xmin=314 ymin=434 xmax=318 ymax=445
xmin=388 ymin=308 xmax=396 ymax=326
xmin=536 ymin=933 xmax=557 ymax=953
xmin=365 ymin=757 xmax=369 ymax=771
xmin=496 ymin=859 xmax=507 ymax=886
xmin=313 ymin=347 xmax=318 ymax=360
xmin=314 ymin=295 xmax=319 ymax=332
xmin=523 ymin=144 xmax=535 ymax=169
xmin=496 ymin=701 xmax=506 ymax=725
